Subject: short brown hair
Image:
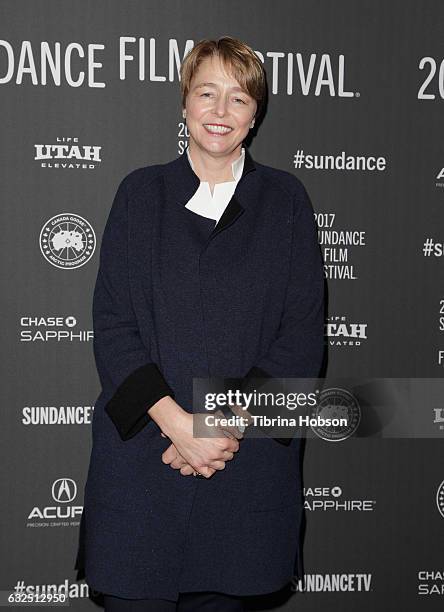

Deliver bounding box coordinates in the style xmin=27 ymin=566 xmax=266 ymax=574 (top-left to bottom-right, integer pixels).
xmin=180 ymin=36 xmax=266 ymax=119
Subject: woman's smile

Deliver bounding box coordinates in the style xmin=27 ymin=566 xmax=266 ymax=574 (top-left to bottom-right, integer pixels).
xmin=203 ymin=123 xmax=234 ymax=135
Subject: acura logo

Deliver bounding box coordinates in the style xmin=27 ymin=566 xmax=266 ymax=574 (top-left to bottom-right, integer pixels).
xmin=51 ymin=478 xmax=77 ymax=503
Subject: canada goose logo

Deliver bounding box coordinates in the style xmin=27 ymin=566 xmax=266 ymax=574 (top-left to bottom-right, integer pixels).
xmin=39 ymin=213 xmax=96 ymax=269
xmin=52 ymin=478 xmax=77 ymax=503
xmin=437 ymin=480 xmax=444 ymax=518
xmin=311 ymin=387 xmax=360 ymax=441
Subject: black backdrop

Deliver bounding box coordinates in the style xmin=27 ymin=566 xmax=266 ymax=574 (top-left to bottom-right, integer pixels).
xmin=1 ymin=1 xmax=444 ymax=610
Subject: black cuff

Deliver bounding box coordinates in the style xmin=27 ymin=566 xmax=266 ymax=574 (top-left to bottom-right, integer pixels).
xmin=238 ymin=367 xmax=292 ymax=446
xmin=105 ymin=363 xmax=174 ymax=441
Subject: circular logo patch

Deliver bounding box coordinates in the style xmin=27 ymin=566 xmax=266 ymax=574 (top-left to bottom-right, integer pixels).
xmin=436 ymin=479 xmax=444 ymax=518
xmin=40 ymin=213 xmax=96 ymax=269
xmin=311 ymin=387 xmax=361 ymax=441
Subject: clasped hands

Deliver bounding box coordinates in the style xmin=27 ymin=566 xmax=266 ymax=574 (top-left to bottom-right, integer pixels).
xmin=148 ymin=396 xmax=251 ymax=479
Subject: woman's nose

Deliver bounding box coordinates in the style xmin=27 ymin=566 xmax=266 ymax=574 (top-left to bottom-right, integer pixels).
xmin=213 ymin=98 xmax=227 ymax=116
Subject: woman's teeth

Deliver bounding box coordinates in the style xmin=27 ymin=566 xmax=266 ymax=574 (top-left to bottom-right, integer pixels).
xmin=204 ymin=124 xmax=233 ymax=134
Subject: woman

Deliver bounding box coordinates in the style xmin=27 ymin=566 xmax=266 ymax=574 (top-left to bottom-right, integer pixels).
xmin=75 ymin=36 xmax=325 ymax=611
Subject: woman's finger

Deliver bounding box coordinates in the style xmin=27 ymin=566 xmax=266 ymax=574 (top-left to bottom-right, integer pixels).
xmin=170 ymin=456 xmax=187 ymax=469
xmin=161 ymin=444 xmax=178 ymax=465
xmin=193 ymin=465 xmax=216 ymax=478
xmin=207 ymin=460 xmax=226 ymax=471
xmin=180 ymin=464 xmax=195 ymax=476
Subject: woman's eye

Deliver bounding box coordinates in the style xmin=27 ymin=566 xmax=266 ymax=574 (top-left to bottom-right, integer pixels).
xmin=200 ymin=92 xmax=212 ymax=97
xmin=234 ymin=98 xmax=246 ymax=104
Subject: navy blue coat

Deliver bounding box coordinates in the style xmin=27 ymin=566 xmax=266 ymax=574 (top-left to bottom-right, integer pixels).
xmin=75 ymin=145 xmax=325 ymax=601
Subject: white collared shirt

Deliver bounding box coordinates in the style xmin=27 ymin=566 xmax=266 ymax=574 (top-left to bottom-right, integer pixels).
xmin=185 ymin=147 xmax=245 ymax=224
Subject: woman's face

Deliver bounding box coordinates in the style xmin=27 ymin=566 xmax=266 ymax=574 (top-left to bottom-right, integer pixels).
xmin=184 ymin=55 xmax=257 ymax=157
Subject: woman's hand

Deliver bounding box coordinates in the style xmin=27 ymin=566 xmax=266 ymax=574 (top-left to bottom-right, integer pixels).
xmin=160 ymin=433 xmax=196 ymax=474
xmin=161 ymin=409 xmax=241 ymax=478
xmin=161 ymin=404 xmax=251 ymax=474
xmin=161 ymin=442 xmax=205 ymax=476
xmin=149 ymin=397 xmax=242 ymax=477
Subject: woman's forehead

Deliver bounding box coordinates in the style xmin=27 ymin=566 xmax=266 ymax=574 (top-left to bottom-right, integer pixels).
xmin=190 ymin=58 xmax=242 ymax=89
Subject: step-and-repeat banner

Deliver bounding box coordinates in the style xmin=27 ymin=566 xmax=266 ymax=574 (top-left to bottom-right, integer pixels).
xmin=1 ymin=1 xmax=443 ymax=610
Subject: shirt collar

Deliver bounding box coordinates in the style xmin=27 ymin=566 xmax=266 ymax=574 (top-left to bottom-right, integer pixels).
xmin=186 ymin=146 xmax=245 ymax=183
xmin=163 ymin=142 xmax=257 ymax=211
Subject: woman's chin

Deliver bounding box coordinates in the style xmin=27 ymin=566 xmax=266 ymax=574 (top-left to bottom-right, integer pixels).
xmin=197 ymin=138 xmax=237 ymax=155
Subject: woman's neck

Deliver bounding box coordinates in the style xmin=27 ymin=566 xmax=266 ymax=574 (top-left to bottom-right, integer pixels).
xmin=187 ymin=143 xmax=242 ymax=188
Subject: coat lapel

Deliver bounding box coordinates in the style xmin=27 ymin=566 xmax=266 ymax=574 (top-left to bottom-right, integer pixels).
xmin=164 ymin=143 xmax=258 ymax=240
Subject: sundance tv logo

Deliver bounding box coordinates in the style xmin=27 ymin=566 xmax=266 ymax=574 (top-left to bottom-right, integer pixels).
xmin=39 ymin=213 xmax=96 ymax=269
xmin=27 ymin=478 xmax=82 ymax=528
xmin=22 ymin=403 xmax=94 ymax=425
xmin=292 ymin=572 xmax=372 ymax=593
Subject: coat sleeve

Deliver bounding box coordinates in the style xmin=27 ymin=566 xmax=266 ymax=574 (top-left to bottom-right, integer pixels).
xmin=93 ymin=173 xmax=174 ymax=441
xmin=238 ymin=182 xmax=325 ymax=445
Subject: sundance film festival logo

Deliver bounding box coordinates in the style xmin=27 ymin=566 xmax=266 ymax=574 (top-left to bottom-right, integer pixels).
xmin=325 ymin=315 xmax=368 ymax=347
xmin=40 ymin=213 xmax=96 ymax=269
xmin=303 ymin=485 xmax=375 ymax=512
xmin=34 ymin=136 xmax=102 ymax=169
xmin=20 ymin=315 xmax=93 ymax=342
xmin=315 ymin=212 xmax=366 ymax=281
xmin=311 ymin=388 xmax=361 ymax=441
xmin=27 ymin=478 xmax=82 ymax=528
xmin=0 ymin=38 xmax=356 ymax=98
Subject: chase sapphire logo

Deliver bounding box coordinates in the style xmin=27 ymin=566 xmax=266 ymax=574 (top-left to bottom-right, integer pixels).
xmin=40 ymin=213 xmax=96 ymax=269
